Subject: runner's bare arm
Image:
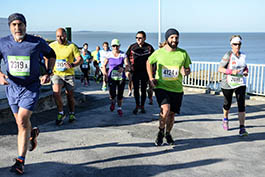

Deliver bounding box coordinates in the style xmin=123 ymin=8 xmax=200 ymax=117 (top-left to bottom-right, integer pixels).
xmin=67 ymin=55 xmax=83 ymax=68
xmin=0 ymin=71 xmax=8 ymax=85
xmin=124 ymin=57 xmax=130 ymax=72
xmin=184 ymin=67 xmax=191 ymax=76
xmin=146 ymin=60 xmax=156 ymax=87
xmin=102 ymin=58 xmax=108 ymax=75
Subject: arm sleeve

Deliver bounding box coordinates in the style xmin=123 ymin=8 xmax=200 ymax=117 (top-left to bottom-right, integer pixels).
xmin=40 ymin=38 xmax=52 ymax=56
xmin=126 ymin=45 xmax=131 ymax=57
xmin=184 ymin=51 xmax=192 ymax=68
xmin=43 ymin=48 xmax=56 ymax=59
xmin=219 ymin=51 xmax=231 ymax=68
xmin=73 ymin=44 xmax=81 ymax=58
xmin=148 ymin=50 xmax=158 ymax=64
xmin=150 ymin=45 xmax=155 ymax=54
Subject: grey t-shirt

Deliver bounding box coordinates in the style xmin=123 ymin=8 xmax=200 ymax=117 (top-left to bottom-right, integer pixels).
xmin=219 ymin=51 xmax=247 ymax=89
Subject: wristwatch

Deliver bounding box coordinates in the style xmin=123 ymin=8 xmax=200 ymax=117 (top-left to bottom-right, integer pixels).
xmin=71 ymin=63 xmax=75 ymax=68
xmin=47 ymin=69 xmax=53 ymax=75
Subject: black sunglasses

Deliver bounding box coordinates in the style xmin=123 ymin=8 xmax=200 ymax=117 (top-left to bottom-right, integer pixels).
xmin=112 ymin=45 xmax=119 ymax=48
xmin=232 ymin=43 xmax=241 ymax=46
xmin=136 ymin=37 xmax=143 ymax=40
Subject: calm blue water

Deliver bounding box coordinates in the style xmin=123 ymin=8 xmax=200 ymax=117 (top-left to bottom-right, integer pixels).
xmin=27 ymin=31 xmax=265 ymax=64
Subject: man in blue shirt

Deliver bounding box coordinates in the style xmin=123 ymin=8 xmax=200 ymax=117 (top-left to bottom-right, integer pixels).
xmin=0 ymin=13 xmax=56 ymax=175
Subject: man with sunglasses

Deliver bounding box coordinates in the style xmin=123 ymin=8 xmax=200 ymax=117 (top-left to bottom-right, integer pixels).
xmin=0 ymin=13 xmax=56 ymax=174
xmin=218 ymin=35 xmax=248 ymax=136
xmin=147 ymin=28 xmax=191 ymax=146
xmin=126 ymin=31 xmax=154 ymax=114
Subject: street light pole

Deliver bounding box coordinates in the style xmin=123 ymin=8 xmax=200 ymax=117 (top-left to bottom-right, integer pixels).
xmin=158 ymin=0 xmax=161 ymax=46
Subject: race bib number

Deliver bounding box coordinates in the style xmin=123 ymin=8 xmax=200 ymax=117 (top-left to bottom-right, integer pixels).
xmin=8 ymin=56 xmax=30 ymax=76
xmin=227 ymin=75 xmax=246 ymax=88
xmin=56 ymin=59 xmax=67 ymax=71
xmin=82 ymin=64 xmax=88 ymax=68
xmin=111 ymin=70 xmax=123 ymax=81
xmin=162 ymin=66 xmax=179 ymax=80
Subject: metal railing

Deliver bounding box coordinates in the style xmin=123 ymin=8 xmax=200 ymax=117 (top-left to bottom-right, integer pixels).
xmin=183 ymin=61 xmax=265 ymax=96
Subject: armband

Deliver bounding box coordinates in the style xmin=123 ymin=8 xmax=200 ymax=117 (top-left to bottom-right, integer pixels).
xmin=225 ymin=69 xmax=232 ymax=75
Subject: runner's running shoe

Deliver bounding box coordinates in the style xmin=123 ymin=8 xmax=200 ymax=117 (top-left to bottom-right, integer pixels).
xmin=110 ymin=103 xmax=115 ymax=112
xmin=117 ymin=109 xmax=123 ymax=117
xmin=239 ymin=127 xmax=248 ymax=137
xmin=69 ymin=113 xmax=76 ymax=123
xmin=133 ymin=106 xmax=139 ymax=115
xmin=222 ymin=118 xmax=229 ymax=131
xmin=28 ymin=127 xmax=40 ymax=151
xmin=155 ymin=131 xmax=164 ymax=146
xmin=102 ymin=86 xmax=107 ymax=91
xmin=165 ymin=132 xmax=174 ymax=145
xmin=10 ymin=158 xmax=24 ymax=175
xmin=56 ymin=113 xmax=66 ymax=126
xmin=140 ymin=106 xmax=146 ymax=113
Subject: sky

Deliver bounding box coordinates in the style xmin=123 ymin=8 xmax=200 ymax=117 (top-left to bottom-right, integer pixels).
xmin=1 ymin=0 xmax=265 ymax=33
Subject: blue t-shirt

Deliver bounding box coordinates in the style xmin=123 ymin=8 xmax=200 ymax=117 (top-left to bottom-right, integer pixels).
xmin=0 ymin=34 xmax=52 ymax=86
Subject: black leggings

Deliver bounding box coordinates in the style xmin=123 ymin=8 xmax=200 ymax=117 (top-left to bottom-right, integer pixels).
xmin=222 ymin=86 xmax=246 ymax=112
xmin=108 ymin=78 xmax=126 ymax=100
xmin=80 ymin=67 xmax=89 ymax=83
xmin=132 ymin=73 xmax=149 ymax=106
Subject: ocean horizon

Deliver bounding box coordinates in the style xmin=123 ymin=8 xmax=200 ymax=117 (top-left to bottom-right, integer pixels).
xmin=28 ymin=31 xmax=265 ymax=65
xmin=0 ymin=30 xmax=265 ymax=64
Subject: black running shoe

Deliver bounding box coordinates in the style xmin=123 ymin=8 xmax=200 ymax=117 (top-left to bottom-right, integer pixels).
xmin=69 ymin=114 xmax=76 ymax=123
xmin=10 ymin=158 xmax=24 ymax=175
xmin=165 ymin=132 xmax=174 ymax=145
xmin=155 ymin=131 xmax=164 ymax=146
xmin=133 ymin=107 xmax=138 ymax=115
xmin=140 ymin=106 xmax=146 ymax=113
xmin=28 ymin=127 xmax=40 ymax=151
xmin=56 ymin=113 xmax=66 ymax=126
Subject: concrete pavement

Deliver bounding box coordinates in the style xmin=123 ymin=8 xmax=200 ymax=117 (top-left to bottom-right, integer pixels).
xmin=0 ymin=80 xmax=265 ymax=177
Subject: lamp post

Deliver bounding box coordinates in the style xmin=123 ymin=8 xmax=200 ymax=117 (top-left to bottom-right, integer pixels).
xmin=158 ymin=0 xmax=161 ymax=46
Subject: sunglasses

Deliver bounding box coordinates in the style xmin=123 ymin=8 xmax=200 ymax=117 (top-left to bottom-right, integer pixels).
xmin=232 ymin=43 xmax=241 ymax=46
xmin=112 ymin=45 xmax=119 ymax=48
xmin=136 ymin=37 xmax=143 ymax=40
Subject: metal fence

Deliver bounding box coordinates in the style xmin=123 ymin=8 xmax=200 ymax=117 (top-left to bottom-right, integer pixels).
xmin=183 ymin=61 xmax=265 ymax=96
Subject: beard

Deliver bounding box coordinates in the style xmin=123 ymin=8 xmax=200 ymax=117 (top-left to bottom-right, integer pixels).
xmin=14 ymin=33 xmax=25 ymax=41
xmin=167 ymin=40 xmax=178 ymax=49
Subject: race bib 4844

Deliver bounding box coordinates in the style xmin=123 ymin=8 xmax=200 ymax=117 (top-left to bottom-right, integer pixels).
xmin=8 ymin=56 xmax=30 ymax=76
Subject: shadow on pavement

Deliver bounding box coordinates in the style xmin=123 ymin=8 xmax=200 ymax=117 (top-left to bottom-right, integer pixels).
xmin=42 ymin=132 xmax=265 ymax=166
xmin=0 ymin=158 xmax=224 ymax=177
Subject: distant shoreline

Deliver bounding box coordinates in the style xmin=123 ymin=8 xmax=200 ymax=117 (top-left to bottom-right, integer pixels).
xmin=28 ymin=31 xmax=265 ymax=34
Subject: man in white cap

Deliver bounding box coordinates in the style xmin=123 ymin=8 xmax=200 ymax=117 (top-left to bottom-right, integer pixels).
xmin=146 ymin=28 xmax=191 ymax=146
xmin=0 ymin=13 xmax=56 ymax=174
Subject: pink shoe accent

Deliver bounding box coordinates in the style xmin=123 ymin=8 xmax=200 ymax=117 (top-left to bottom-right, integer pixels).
xmin=110 ymin=103 xmax=115 ymax=112
xmin=117 ymin=109 xmax=123 ymax=117
xmin=222 ymin=119 xmax=229 ymax=131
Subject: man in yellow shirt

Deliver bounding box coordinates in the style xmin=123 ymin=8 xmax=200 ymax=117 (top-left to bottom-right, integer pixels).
xmin=50 ymin=28 xmax=83 ymax=125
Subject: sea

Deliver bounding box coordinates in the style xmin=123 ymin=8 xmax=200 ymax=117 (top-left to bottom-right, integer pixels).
xmin=0 ymin=31 xmax=264 ymax=64
xmin=28 ymin=31 xmax=265 ymax=64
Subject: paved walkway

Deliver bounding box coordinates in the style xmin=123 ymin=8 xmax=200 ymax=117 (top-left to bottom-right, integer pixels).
xmin=0 ymin=80 xmax=265 ymax=177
